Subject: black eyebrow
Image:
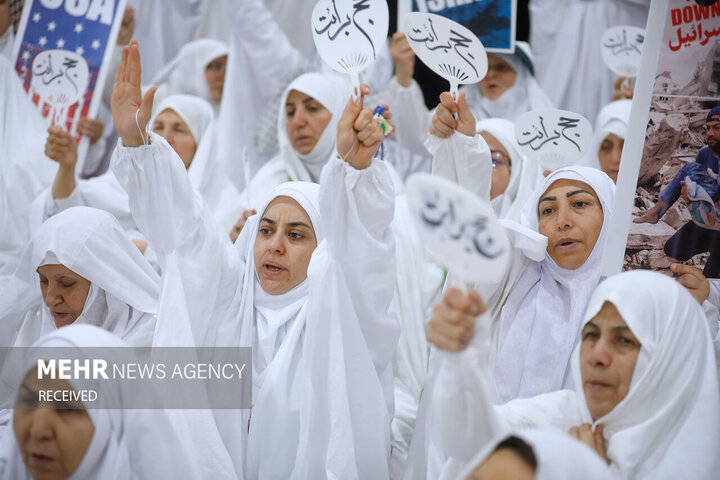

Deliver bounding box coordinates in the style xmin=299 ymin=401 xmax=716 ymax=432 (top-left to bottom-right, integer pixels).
xmin=582 ymin=321 xmax=599 ymax=330
xmin=566 ymin=189 xmax=594 ymax=198
xmin=302 ymin=97 xmax=317 ymax=105
xmin=260 ymin=218 xmax=312 ymax=230
xmin=539 ymin=195 xmax=556 ymax=203
xmin=611 ymin=326 xmax=633 ymax=333
xmin=287 ymin=222 xmax=312 ymax=229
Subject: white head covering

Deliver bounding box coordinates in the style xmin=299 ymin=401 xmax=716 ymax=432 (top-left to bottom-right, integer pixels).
xmin=277 ymin=73 xmax=349 ymax=183
xmin=457 ymin=428 xmax=616 ymax=480
xmin=462 ymin=42 xmax=554 ymax=122
xmin=476 ymin=118 xmax=544 ymax=222
xmin=225 ymin=181 xmax=325 ymax=478
xmin=0 ymin=324 xmax=203 ymax=480
xmin=1 ymin=207 xmax=159 ymax=349
xmin=494 ymin=166 xmax=616 ymax=402
xmin=580 ymin=100 xmax=632 ymax=170
xmin=150 ymin=39 xmax=229 ymax=111
xmin=571 ymin=270 xmax=720 ymax=479
xmin=152 ymin=94 xmax=244 ymax=233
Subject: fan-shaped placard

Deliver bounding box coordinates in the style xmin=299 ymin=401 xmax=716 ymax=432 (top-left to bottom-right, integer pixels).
xmin=601 ymin=25 xmax=645 ymax=77
xmin=514 ymin=109 xmax=593 ymax=171
xmin=405 ymin=173 xmax=510 ymax=285
xmin=404 ymin=12 xmax=488 ymax=99
xmin=311 ymin=0 xmax=389 ymax=95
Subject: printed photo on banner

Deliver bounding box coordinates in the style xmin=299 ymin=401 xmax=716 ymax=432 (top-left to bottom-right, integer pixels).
xmin=625 ymin=0 xmax=720 ymax=278
xmin=10 ymin=0 xmax=126 ymax=152
xmin=397 ymin=0 xmax=516 ymax=53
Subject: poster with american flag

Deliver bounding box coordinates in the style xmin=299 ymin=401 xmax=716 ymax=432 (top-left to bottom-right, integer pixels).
xmin=10 ymin=0 xmax=126 ymax=162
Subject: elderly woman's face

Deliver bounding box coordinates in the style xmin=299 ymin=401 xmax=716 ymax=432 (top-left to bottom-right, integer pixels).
xmin=580 ymin=301 xmax=641 ymax=420
xmin=152 ymin=109 xmax=197 ymax=170
xmin=466 ymin=449 xmax=535 ymax=480
xmin=205 ymin=54 xmax=227 ymax=103
xmin=37 ymin=265 xmax=91 ymax=328
xmin=480 ymin=131 xmax=512 ymax=200
xmin=537 ymin=179 xmax=604 ymax=270
xmin=254 ymin=196 xmax=318 ymax=295
xmin=597 ymin=133 xmax=624 ymax=183
xmin=478 ymin=54 xmax=517 ymax=101
xmin=285 ymin=89 xmax=332 ymax=155
xmin=14 ymin=371 xmax=95 ymax=480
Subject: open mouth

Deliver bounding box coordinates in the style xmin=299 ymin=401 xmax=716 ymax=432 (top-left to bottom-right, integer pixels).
xmin=30 ymin=453 xmax=54 ymax=465
xmin=263 ymin=263 xmax=285 ymax=276
xmin=556 ymin=239 xmax=579 ymax=250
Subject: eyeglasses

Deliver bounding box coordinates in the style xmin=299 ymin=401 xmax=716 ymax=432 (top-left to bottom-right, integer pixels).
xmin=490 ymin=150 xmax=511 ymax=169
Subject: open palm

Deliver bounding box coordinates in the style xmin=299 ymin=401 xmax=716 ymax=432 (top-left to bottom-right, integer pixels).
xmin=111 ymin=39 xmax=156 ymax=147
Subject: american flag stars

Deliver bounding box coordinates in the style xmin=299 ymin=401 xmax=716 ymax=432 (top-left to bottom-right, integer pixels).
xmin=48 ymin=21 xmax=56 ymax=32
xmin=32 ymin=12 xmax=41 ymax=23
xmin=91 ymin=39 xmax=101 ymax=50
xmin=56 ymin=38 xmax=65 ymax=48
xmin=74 ymin=23 xmax=83 ymax=33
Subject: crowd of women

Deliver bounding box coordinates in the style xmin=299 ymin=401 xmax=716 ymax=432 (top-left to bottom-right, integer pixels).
xmin=1 ymin=0 xmax=719 ymax=479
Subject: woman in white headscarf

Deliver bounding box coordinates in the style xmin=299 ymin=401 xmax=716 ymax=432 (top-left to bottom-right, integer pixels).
xmin=429 ymin=269 xmax=720 ymax=479
xmin=150 ymin=38 xmax=228 ymax=115
xmin=457 ymin=428 xmax=615 ymax=480
xmin=239 ymin=71 xmax=445 ymax=476
xmin=1 ymin=207 xmax=158 ymax=350
xmin=476 ymin=118 xmax=544 ymax=222
xmin=403 ymin=93 xmax=615 ymax=480
xmin=110 ymin=40 xmax=399 ymax=478
xmin=0 ymin=324 xmax=204 ymax=480
xmin=580 ymin=100 xmax=632 ymax=183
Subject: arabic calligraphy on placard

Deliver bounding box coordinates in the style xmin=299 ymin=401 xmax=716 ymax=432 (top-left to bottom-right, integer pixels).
xmin=517 ymin=116 xmax=583 ymax=153
xmin=669 ymin=22 xmax=720 ymax=51
xmin=603 ymin=28 xmax=644 ymax=56
xmin=407 ymin=17 xmax=479 ymax=78
xmin=314 ymin=0 xmax=378 ymax=57
xmin=418 ymin=189 xmax=505 ymax=259
xmin=30 ymin=49 xmax=89 ymax=108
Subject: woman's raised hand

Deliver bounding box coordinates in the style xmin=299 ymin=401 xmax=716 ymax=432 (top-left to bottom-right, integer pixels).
xmin=111 ymin=39 xmax=157 ymax=148
xmin=336 ymin=84 xmax=393 ymax=170
xmin=427 ymin=287 xmax=487 ymax=351
xmin=429 ymin=91 xmax=476 ymax=139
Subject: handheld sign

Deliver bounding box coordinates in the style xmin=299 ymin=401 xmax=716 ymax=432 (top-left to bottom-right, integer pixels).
xmin=405 ymin=173 xmax=510 ymax=284
xmin=514 ymin=109 xmax=593 ymax=171
xmin=311 ymin=0 xmax=389 ymax=96
xmin=601 ymin=26 xmax=645 ymax=77
xmin=404 ymin=12 xmax=488 ymax=99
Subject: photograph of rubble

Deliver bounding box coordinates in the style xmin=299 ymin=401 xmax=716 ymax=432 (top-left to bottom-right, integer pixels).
xmin=625 ymin=2 xmax=720 ymax=278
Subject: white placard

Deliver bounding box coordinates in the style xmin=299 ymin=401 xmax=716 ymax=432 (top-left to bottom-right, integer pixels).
xmin=405 ymin=173 xmax=510 ymax=284
xmin=403 ymin=12 xmax=488 ymax=98
xmin=601 ymin=25 xmax=646 ymax=77
xmin=30 ymin=50 xmax=90 ymax=114
xmin=311 ymin=0 xmax=389 ymax=94
xmin=514 ymin=109 xmax=593 ymax=171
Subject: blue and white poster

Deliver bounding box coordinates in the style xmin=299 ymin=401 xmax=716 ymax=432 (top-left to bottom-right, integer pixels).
xmin=398 ymin=0 xmax=516 ymax=53
xmin=10 ymin=0 xmax=125 ymax=144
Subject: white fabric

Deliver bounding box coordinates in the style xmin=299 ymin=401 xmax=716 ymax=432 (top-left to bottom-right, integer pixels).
xmin=0 ymin=206 xmax=159 ymax=350
xmin=462 ymin=42 xmax=555 ymax=123
xmin=126 ymin=0 xmax=203 ymax=80
xmin=494 ymin=166 xmax=616 ymax=402
xmin=405 ymin=136 xmax=614 ymax=479
xmin=476 ymin=118 xmax=544 ymax=222
xmin=529 ymin=0 xmax=649 ymax=123
xmin=580 ymin=100 xmax=632 ymax=170
xmin=217 ymin=0 xmax=303 ymax=190
xmin=432 ymin=269 xmax=720 ymax=479
xmin=0 ymin=324 xmax=204 ymax=480
xmin=455 ymin=428 xmax=616 ymax=480
xmin=111 ymin=132 xmax=398 ymax=479
xmin=153 ymin=94 xmax=244 ymax=234
xmin=150 ymin=38 xmax=228 ymax=114
xmin=0 ymin=56 xmax=56 ymax=275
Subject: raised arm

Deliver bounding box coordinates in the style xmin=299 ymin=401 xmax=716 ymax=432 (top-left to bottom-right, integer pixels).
xmin=319 ymin=85 xmax=398 ymax=370
xmin=426 ymin=92 xmax=492 ymax=200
